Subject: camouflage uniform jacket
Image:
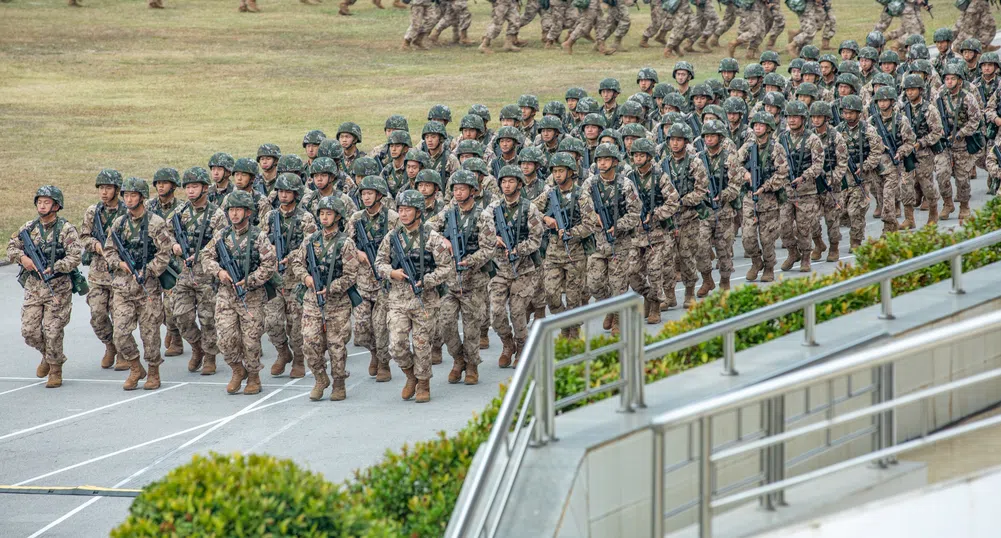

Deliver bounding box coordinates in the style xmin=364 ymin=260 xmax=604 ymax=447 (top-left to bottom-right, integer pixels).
xmin=165 ymin=200 xmax=228 ymax=285
xmin=374 ymin=223 xmax=453 ymax=309
xmin=531 ymin=181 xmax=600 ymax=260
xmin=349 ymin=205 xmax=400 ymax=293
xmin=103 ymin=210 xmax=173 ymax=296
xmin=291 ymin=228 xmax=359 ymax=310
xmin=625 ymin=164 xmax=680 ymax=246
xmin=201 ymin=224 xmax=277 ymax=296
xmin=581 ymin=172 xmax=643 ymax=256
xmin=662 ymin=151 xmax=710 ymax=226
xmin=486 ymin=195 xmax=545 ymax=278
xmin=261 ymin=205 xmax=318 ymax=289
xmin=80 ymin=201 xmax=126 ymax=286
xmin=732 ymin=135 xmax=791 ymax=212
xmin=430 ymin=201 xmax=499 ymax=292
xmin=8 ymin=217 xmax=83 ymax=303
xmin=780 ymin=129 xmax=826 ymax=196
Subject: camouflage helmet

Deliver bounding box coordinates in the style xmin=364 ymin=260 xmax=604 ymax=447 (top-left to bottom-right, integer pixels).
xmin=835 ymin=73 xmax=861 ymax=93
xmin=95 ymin=169 xmax=123 ymax=188
xmin=759 ymin=50 xmax=781 ymax=65
xmin=557 ymin=136 xmax=587 ymax=157
xmin=667 ymin=123 xmax=694 ymax=140
xmin=619 ymin=100 xmax=645 ymax=119
xmin=809 ymin=101 xmax=833 ymax=119
xmin=933 ymin=27 xmax=954 ymax=43
xmin=744 ymin=63 xmax=765 ymax=79
xmin=785 ymin=100 xmax=809 ymax=118
xmin=598 ymin=77 xmax=622 ymax=93
xmin=902 ymin=74 xmax=926 ymax=89
xmin=351 ymin=156 xmax=381 ymax=177
xmin=691 ymin=83 xmax=713 ymax=97
xmin=121 ymin=177 xmax=150 ymax=199
xmin=274 ymin=172 xmax=304 ymax=197
xmin=872 ymin=72 xmax=897 ymax=87
xmin=905 ymin=34 xmax=926 ymax=47
xmin=543 ymin=100 xmax=567 ymax=118
xmin=517 ymin=146 xmax=546 ymax=165
xmin=549 ymin=152 xmax=579 ymax=172
xmin=517 ymin=94 xmax=540 ymax=110
xmin=316 ymin=196 xmax=349 ymax=220
xmin=387 ymin=129 xmax=413 ymax=147
xmin=153 ymin=167 xmax=181 ymax=187
xmin=838 ymin=60 xmax=862 ymax=79
xmin=233 ymin=158 xmax=259 ymax=176
xmin=449 ymin=170 xmax=480 ymax=190
xmin=700 ymin=119 xmax=728 ymax=137
xmin=310 ymin=156 xmax=338 ymax=176
xmin=302 ymin=129 xmax=326 ymax=147
xmin=469 ymin=104 xmax=491 ymax=123
xmin=495 ymin=125 xmax=524 ymax=143
xmin=702 ymin=104 xmax=726 ymax=121
xmin=384 ymin=114 xmax=410 ymax=132
xmin=336 ymin=121 xmax=363 ymax=144
xmin=719 ymin=57 xmax=740 ymax=73
xmin=705 ymin=79 xmax=727 ymax=101
xmin=662 ymin=112 xmax=686 ymax=125
xmin=593 ymin=142 xmax=622 ymax=159
xmin=404 ymin=148 xmax=432 ymax=169
xmin=818 ymin=53 xmax=839 ymax=68
xmin=576 ymin=97 xmax=600 ymax=115
xmin=598 ymin=128 xmax=623 ymax=148
xmin=858 ymin=46 xmax=879 ymax=61
xmin=800 ymin=45 xmax=821 ymax=61
xmin=256 ymin=143 xmax=281 ymax=160
xmin=664 ymin=92 xmax=689 ymax=110
xmin=729 ymin=78 xmax=751 ymax=94
xmin=839 ymin=40 xmax=860 ymax=54
xmin=359 ymin=175 xmax=389 ymax=197
xmin=910 ymin=59 xmax=934 ymax=75
xmin=277 ymin=153 xmax=305 ymax=174
xmin=620 ymin=122 xmax=647 ymax=139
xmin=960 ymin=38 xmax=982 ymax=53
xmin=942 ymin=62 xmax=967 ymax=77
xmin=456 ymin=139 xmax=486 ymax=158
xmin=630 ymin=138 xmax=657 ymax=157
xmin=317 ymin=139 xmax=344 ymax=160
xmin=801 ymin=61 xmax=822 ymax=77
xmin=421 ymin=120 xmax=448 ymax=139
xmin=873 ymin=86 xmax=897 ymax=101
xmin=581 ymin=113 xmax=608 ymax=129
xmin=723 ymin=96 xmax=747 ymax=114
xmin=499 ymin=104 xmax=522 ymax=121
xmin=879 ymin=50 xmax=900 ymax=64
xmin=653 ymin=83 xmax=676 ymax=99
xmin=673 ymin=61 xmax=695 ymax=79
xmin=427 ymin=104 xmax=453 ymax=122
xmin=538 ymin=115 xmax=564 ymax=133
xmin=841 ymin=94 xmax=864 ymax=112
xmin=750 ymin=111 xmax=776 ymax=130
xmin=788 ymin=57 xmax=805 ymax=73
xmin=980 ymin=52 xmax=1001 ymax=67
xmin=866 ymin=30 xmax=885 ymax=49
xmin=461 ymin=157 xmax=490 ymax=177
xmin=796 ymin=82 xmax=820 ymax=99
xmin=396 ymin=189 xmax=425 ymax=212
xmin=415 ymin=169 xmax=444 ymax=191
xmin=460 ymin=113 xmax=486 ymax=133
xmin=35 ymin=185 xmax=64 ymax=208
xmin=208 ymin=152 xmax=235 ymax=172
xmin=182 ymin=166 xmax=211 ymax=186
xmin=564 ymin=87 xmax=588 ymax=101
xmin=907 ymin=43 xmax=930 ymax=60
xmin=762 ymin=91 xmax=786 ymax=109
xmin=763 ymin=72 xmax=786 ymax=88
xmin=637 ymin=66 xmax=660 ymax=83
xmin=497 ymin=164 xmax=526 ymax=183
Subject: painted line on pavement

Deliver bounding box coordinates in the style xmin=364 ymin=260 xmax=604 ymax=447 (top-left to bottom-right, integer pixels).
xmin=0 ymin=381 xmax=44 ymax=396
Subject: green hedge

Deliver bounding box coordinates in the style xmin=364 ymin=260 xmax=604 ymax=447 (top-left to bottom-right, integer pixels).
xmin=115 ymin=198 xmax=1001 ymax=537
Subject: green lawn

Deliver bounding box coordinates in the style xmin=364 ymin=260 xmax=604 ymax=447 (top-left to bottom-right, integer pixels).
xmin=0 ymin=0 xmax=978 ymax=235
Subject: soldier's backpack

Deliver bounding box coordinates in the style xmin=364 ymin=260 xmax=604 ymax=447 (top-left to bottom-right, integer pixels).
xmin=886 ymin=0 xmax=905 ymax=15
xmin=785 ymin=0 xmax=806 ymax=13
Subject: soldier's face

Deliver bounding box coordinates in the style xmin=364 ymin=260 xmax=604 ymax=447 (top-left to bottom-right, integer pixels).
xmin=668 ymin=138 xmax=686 ymax=154
xmin=596 ymin=156 xmax=616 ymax=173
xmin=936 ymin=41 xmax=950 ymax=54
xmin=787 ymin=116 xmax=804 ymax=130
xmin=984 ymin=63 xmax=997 ymax=76
xmin=339 ymin=133 xmax=356 ymax=149
xmin=843 ymin=110 xmax=860 ymax=123
xmin=880 ymin=62 xmax=896 ymax=74
xmin=541 ymin=128 xmax=557 ymax=142
xmin=499 ymin=138 xmax=516 ymax=154
xmin=500 ymin=177 xmax=520 ymax=196
xmin=945 ymin=74 xmax=962 ymax=90
xmin=802 ymin=74 xmax=818 ymax=83
xmin=729 ymin=90 xmax=744 ymax=100
xmin=98 ymin=185 xmax=118 ymax=203
xmin=963 ymin=50 xmax=977 ymax=62
xmin=623 ymin=137 xmax=637 ymax=152
xmin=621 ymin=115 xmax=638 ymax=125
xmin=583 ymin=125 xmax=601 ymax=141
xmin=600 ymin=89 xmax=617 ymax=104
xmin=877 ymin=99 xmax=893 ymax=112
xmin=727 ymin=112 xmax=742 ymax=125
xmin=764 ymin=105 xmax=779 ymax=116
xmin=693 ymin=96 xmax=708 ymax=109
xmin=566 ymin=98 xmax=579 ymax=111
xmin=631 ymin=153 xmax=650 ymax=168
xmin=424 ymin=134 xmax=442 ymax=152
xmin=840 ymin=84 xmax=856 ymax=96
xmin=552 ymin=167 xmax=570 ymax=184
xmin=820 ymin=63 xmax=833 ymax=76
xmin=361 ymin=189 xmax=379 ymax=208
xmin=461 ymin=128 xmax=478 ymax=140
xmin=305 ymin=144 xmax=320 ymax=159
xmin=520 ymin=162 xmax=537 ymax=177
xmin=406 ymin=162 xmax=421 ymax=178
xmin=185 ymin=184 xmax=205 ymax=201
xmin=905 ymin=87 xmax=922 ymax=101
xmin=313 ymin=173 xmax=331 ymax=190
xmin=798 ymin=95 xmax=813 ymax=105
xmin=722 ymin=71 xmax=736 ymax=83
xmin=520 ymin=107 xmax=535 ymax=121
xmin=747 ymin=76 xmax=761 ymax=88
xmin=705 ymin=134 xmax=721 ymax=148
xmin=258 ymin=156 xmax=276 ymax=171
xmin=859 ymin=58 xmax=874 ymax=71
xmin=599 ymin=137 xmax=616 ymax=147
xmin=452 ymin=184 xmax=473 ymax=203
xmin=318 ymin=209 xmax=337 ymax=229
xmin=500 ymin=118 xmax=518 ymax=127
xmin=36 ymin=197 xmax=56 ymax=216
xmin=278 ymin=190 xmax=296 ymax=205
xmin=790 ymin=68 xmax=801 ymax=81
xmin=124 ymin=192 xmax=143 ymax=210
xmin=399 ymin=206 xmax=418 ymax=225
xmin=753 ymin=124 xmax=769 ymax=137
xmin=458 ymin=154 xmax=472 ymax=163
xmin=234 ymin=172 xmax=254 ymax=190
xmin=210 ymin=166 xmax=226 ymax=182
xmin=762 ymin=61 xmax=777 ymax=73
xmin=841 ymin=50 xmax=854 ymax=61
xmin=417 ymin=182 xmax=437 ymax=198
xmin=390 ymin=143 xmax=406 ymax=159
xmin=811 ymin=116 xmax=827 ymax=129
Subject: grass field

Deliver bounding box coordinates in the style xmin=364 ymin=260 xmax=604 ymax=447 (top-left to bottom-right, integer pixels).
xmin=0 ymin=0 xmax=983 ymax=236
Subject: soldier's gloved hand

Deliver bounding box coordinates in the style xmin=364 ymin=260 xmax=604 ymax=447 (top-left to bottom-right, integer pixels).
xmin=20 ymin=255 xmax=36 ymax=273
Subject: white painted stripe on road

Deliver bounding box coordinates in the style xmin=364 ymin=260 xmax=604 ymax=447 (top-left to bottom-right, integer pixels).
xmin=27 ymin=497 xmax=101 ymax=538
xmin=245 ymin=408 xmax=321 ymax=453
xmin=0 ymin=383 xmax=187 ymax=443
xmin=0 ymin=376 xmax=312 ymax=389
xmin=0 ymin=381 xmax=44 ymax=396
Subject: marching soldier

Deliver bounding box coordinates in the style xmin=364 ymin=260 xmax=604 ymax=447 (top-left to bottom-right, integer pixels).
xmin=698 ymin=120 xmax=744 ymax=293
xmin=778 ymin=101 xmax=825 ymax=273
xmin=901 ymin=74 xmax=944 ymax=228
xmin=661 ymin=124 xmax=710 ymax=307
xmin=870 ymin=86 xmax=915 ymax=234
xmin=837 ymin=95 xmax=885 ymax=251
xmin=149 ymin=167 xmax=186 ymax=358
xmin=936 ymin=63 xmax=983 ymax=224
xmin=231 ymin=158 xmax=272 ymax=226
xmin=255 ymin=144 xmax=282 ymax=198
xmin=207 ymin=152 xmax=236 ymax=206
xmin=808 ymin=101 xmax=849 ymax=262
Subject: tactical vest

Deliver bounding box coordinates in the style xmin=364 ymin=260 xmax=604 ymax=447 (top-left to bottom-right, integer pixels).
xmin=706 ymin=148 xmax=742 ymax=210
xmin=382 ymin=165 xmax=408 ymax=198
xmin=664 ymin=155 xmax=696 ymax=199
xmin=784 ymin=130 xmax=815 ymax=180
xmin=818 ymin=132 xmax=836 ymax=173
xmin=941 ymin=90 xmax=972 ymax=131
xmin=629 ymin=168 xmax=665 ymax=212
xmin=183 ymin=202 xmax=220 ymax=253
xmin=148 ymin=198 xmax=179 ymax=219
xmin=522 ymin=177 xmax=545 ymax=200
xmin=308 ymin=231 xmax=347 ymax=287
xmin=500 ymin=198 xmax=534 ymax=244
xmin=840 ymin=124 xmax=872 ymax=165
xmin=208 ymin=183 xmax=234 ymax=206
xmin=115 ymin=213 xmax=157 ymax=268
xmin=391 ymin=227 xmax=437 ymax=280
xmin=423 ymin=199 xmax=445 ymax=223
xmin=223 ymin=226 xmax=263 ymax=277
xmin=551 ymin=185 xmax=585 ymax=232
xmin=276 ymin=207 xmax=308 ymax=251
xmin=595 ymin=177 xmax=629 ymax=223
xmin=455 ymin=206 xmax=485 ymax=254
xmin=33 ymin=218 xmax=68 ymax=269
xmin=361 ymin=206 xmax=392 ymax=248
xmin=907 ymin=101 xmax=933 ymax=141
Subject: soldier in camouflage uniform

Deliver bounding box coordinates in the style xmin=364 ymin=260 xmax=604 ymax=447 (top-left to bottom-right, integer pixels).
xmin=545 ymin=0 xmax=578 ymax=48
xmin=777 ymin=101 xmax=826 ymax=273
xmin=488 ymin=166 xmax=544 ymax=366
xmin=167 ymin=167 xmax=228 ymax=376
xmin=255 ymin=143 xmax=282 ymax=197
xmin=933 ymin=28 xmax=961 ymax=79
xmin=433 ymin=171 xmax=498 ymax=384
xmin=692 ymin=0 xmax=721 ymax=52
xmin=869 ymin=86 xmax=913 ymax=235
xmin=698 ymin=120 xmax=745 ymax=294
xmin=430 ymin=0 xmax=474 ymax=45
xmin=787 ymin=0 xmax=827 ymax=56
xmin=837 ymin=95 xmax=886 ymax=250
xmin=403 ymin=0 xmax=435 ymax=50
xmin=729 ymin=0 xmax=768 ymax=61
xmin=207 ymin=152 xmax=236 ymax=206
xmin=302 ymin=129 xmax=327 ymax=173
xmin=415 ymin=169 xmax=448 ymax=365
xmin=336 ymin=122 xmax=367 ymax=174
xmin=423 ymin=121 xmax=461 ymax=183
xmin=808 ymin=101 xmax=848 ymax=263
xmin=663 ymin=0 xmax=698 ymax=58
xmin=584 ymin=143 xmax=642 ymax=333
xmin=349 ymin=176 xmax=399 ymax=382
xmin=80 ymin=170 xmax=127 ymax=370
xmin=519 ymin=146 xmax=549 ymax=322
xmin=735 ymin=111 xmax=791 ymax=283
xmin=661 ymin=124 xmax=710 ymax=307
xmin=479 ymin=0 xmax=524 ymax=53
xmin=302 ymin=158 xmax=360 ymax=218
xmin=103 ymin=178 xmax=173 ymax=391
xmin=937 ymin=63 xmax=983 ymax=224
xmin=294 ymin=196 xmax=359 ymax=401
xmin=262 ymin=174 xmax=317 ymax=379
xmin=598 ymin=0 xmax=631 ymax=55
xmin=148 ymin=167 xmax=186 ymax=358
xmin=202 ymin=191 xmax=278 ymax=395
xmin=9 ymin=186 xmax=83 ymax=388
xmin=371 ymin=115 xmax=409 ymax=168
xmin=873 ymin=0 xmax=925 ymax=50
xmin=380 ymin=130 xmax=413 ymax=200
xmin=562 ymin=0 xmax=604 ymax=54
xmin=901 ymin=74 xmax=944 ymax=228
xmin=232 ymin=158 xmax=274 ymax=227
xmin=954 ymin=0 xmax=996 ymax=53
xmin=376 ymin=190 xmax=453 ymax=403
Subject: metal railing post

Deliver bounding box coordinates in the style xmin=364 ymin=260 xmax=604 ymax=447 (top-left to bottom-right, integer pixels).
xmin=951 ymin=254 xmax=965 ymax=294
xmin=803 ymin=304 xmax=817 ymax=347
xmin=774 ymin=394 xmax=787 ymax=506
xmin=698 ymin=416 xmax=713 ymax=538
xmin=721 ymin=331 xmax=738 ymax=376
xmin=546 ymin=330 xmax=557 ymax=443
xmin=652 ymin=429 xmax=665 ymax=538
xmin=617 ymin=307 xmax=633 ymax=414
xmin=531 ymin=328 xmax=549 ymax=448
xmin=759 ymin=398 xmax=773 ymax=510
xmin=879 ymin=279 xmax=894 ymax=320
xmin=880 ymin=362 xmax=897 ymax=466
xmin=633 ymin=303 xmax=647 ymax=409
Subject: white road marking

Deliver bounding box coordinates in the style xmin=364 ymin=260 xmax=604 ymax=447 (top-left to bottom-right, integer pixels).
xmin=0 ymin=381 xmax=44 ymax=396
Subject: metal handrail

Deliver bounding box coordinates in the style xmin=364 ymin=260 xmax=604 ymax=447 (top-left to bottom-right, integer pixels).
xmin=651 ymin=309 xmax=1001 ymax=538
xmin=645 ymin=228 xmax=1001 ymax=375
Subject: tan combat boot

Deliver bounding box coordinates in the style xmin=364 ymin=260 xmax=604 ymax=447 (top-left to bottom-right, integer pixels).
xmin=727 ymin=40 xmax=742 ymax=58
xmin=431 ymin=345 xmax=443 ymax=365
xmin=46 ymin=364 xmax=62 ymax=388
xmin=765 ymin=33 xmax=778 ymax=48
xmin=683 ymin=38 xmax=697 ymax=52
xmin=244 ymin=372 xmax=262 ymax=395
xmin=761 ymin=266 xmax=775 ymax=283
xmin=238 ymin=0 xmax=249 ymax=11
xmin=665 ymin=290 xmax=678 ymax=309
xmin=927 ymin=204 xmax=939 ymax=226
xmin=427 ymin=28 xmax=442 ymax=45
xmin=919 ymin=196 xmax=929 ymax=211
xmin=602 ymin=313 xmax=614 ymax=330
xmin=696 ymin=35 xmax=712 ymax=51
xmin=610 ymin=35 xmax=626 ymax=53
xmin=144 ymin=364 xmax=161 ymax=390
xmin=826 ymin=242 xmax=839 ymax=262
xmin=289 ymin=353 xmax=306 ymax=378
xmin=610 ymin=314 xmax=620 ymax=337
xmin=639 ymin=35 xmax=650 ymax=48
xmin=498 ymin=335 xmax=516 ymax=368
xmin=821 ymin=38 xmax=831 ymax=50
xmin=338 ymin=1 xmax=351 ymax=14
xmin=788 ymin=28 xmax=800 ymax=41
xmin=246 ymin=0 xmax=260 ymax=11
xmin=401 ymin=367 xmax=417 ymax=400
xmin=330 ymin=378 xmax=347 ymax=401
xmin=480 ymin=37 xmax=494 ymax=54
xmin=504 ymin=35 xmax=522 ymax=52
xmin=413 ymin=34 xmax=429 ymax=50
xmin=873 ymin=203 xmax=882 ymax=218
xmin=683 ymin=287 xmax=696 ymax=309
xmin=799 ymin=253 xmax=811 ymax=273
xmin=465 ymin=362 xmax=479 ymax=385
xmin=480 ymin=325 xmax=490 ymax=349
xmin=594 ymin=39 xmax=606 ymax=54
xmin=165 ymin=332 xmax=183 ymax=356
xmin=101 ymin=343 xmax=116 ymax=369
xmin=368 ymin=350 xmax=379 ymax=377
xmin=562 ymin=37 xmax=575 ymax=54
xmin=900 ymin=206 xmax=916 ymax=229
xmin=719 ymin=275 xmax=731 ymax=291
xmin=959 ymin=201 xmax=971 ymax=224
xmin=415 ymin=379 xmax=431 ymax=403
xmin=270 ymin=343 xmax=292 ymax=376
xmin=811 ymin=236 xmax=826 ymax=261
xmin=697 ymin=272 xmax=715 ymax=298
xmin=376 ymin=361 xmax=392 ymax=382
xmin=708 ymin=35 xmax=720 ymax=48
xmin=786 ymin=41 xmax=800 ymax=57
xmin=187 ymin=341 xmax=203 ymax=372
xmin=941 ymin=197 xmax=954 ymax=220
xmin=113 ymin=352 xmax=130 ymax=371
xmin=663 ymin=44 xmax=681 ymax=58
xmin=201 ymin=355 xmax=217 ymax=375
xmin=36 ymin=358 xmax=50 ymax=378
xmin=372 ymin=0 xmax=384 ymax=7
xmin=226 ymin=363 xmax=247 ymax=394
xmin=123 ymin=360 xmax=147 ymax=391
xmin=744 ymin=46 xmax=759 ymax=60
xmin=653 ymin=28 xmax=667 ymax=44
xmin=309 ymin=369 xmax=330 ymax=401
xmin=746 ymin=256 xmax=763 ymax=281
xmin=781 ymin=248 xmax=799 ymax=271
xmin=647 ymin=300 xmax=661 ymax=324
xmin=459 ymin=29 xmax=473 ymax=45
xmin=401 ymin=38 xmax=412 ymax=51
xmin=448 ymin=353 xmax=466 ymax=384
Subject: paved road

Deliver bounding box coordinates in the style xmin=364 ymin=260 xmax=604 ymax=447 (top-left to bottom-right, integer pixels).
xmin=0 ymin=179 xmax=990 ymax=537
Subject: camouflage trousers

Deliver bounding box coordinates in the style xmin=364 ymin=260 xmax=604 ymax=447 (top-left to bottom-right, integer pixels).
xmin=642 ymin=2 xmax=671 ymax=39
xmin=490 ymin=272 xmax=539 ymax=348
xmin=588 ymin=247 xmax=634 ymax=301
xmin=874 ymin=4 xmax=924 ymax=44
xmin=171 ymin=278 xmax=219 ymax=356
xmin=736 ymin=4 xmax=766 ymax=49
xmin=779 ymin=194 xmax=821 ymax=255
xmin=872 ymin=158 xmax=901 ymax=223
xmin=666 ymin=3 xmax=697 ymax=48
xmin=598 ymin=2 xmax=631 ymax=40
xmin=792 ymin=1 xmax=826 ymax=47
xmin=163 ymin=290 xmax=180 ymax=340
xmin=22 ymin=283 xmax=73 ymax=366
xmin=86 ymin=283 xmax=114 ymax=345
xmin=215 ymin=288 xmax=267 ymax=375
xmin=816 ymin=190 xmax=842 ymax=246
xmin=741 ymin=204 xmax=780 ymax=269
xmin=569 ymin=0 xmax=603 ymax=41
xmin=265 ymin=289 xmax=304 ymax=358
xmin=955 ymin=0 xmax=996 ymax=50
xmin=670 ymin=221 xmax=702 ymax=288
xmin=695 ymin=3 xmax=720 ymax=38
xmin=434 ymin=0 xmax=472 ymax=34
xmin=441 ymin=283 xmax=488 ymax=366
xmin=543 ymin=253 xmax=588 ymax=320
xmin=902 ymin=151 xmax=939 ymax=207
xmin=697 ymin=212 xmax=737 ymax=278
xmin=546 ymin=0 xmax=579 ymax=41
xmin=354 ymin=289 xmax=391 ymax=367
xmin=302 ymin=295 xmax=353 ymax=380
xmin=387 ymin=300 xmax=437 ymax=381
xmin=485 ymin=0 xmax=522 ymax=39
xmin=520 ymin=0 xmax=553 ymax=36
xmin=405 ymin=3 xmax=434 ymax=41
xmin=714 ymin=2 xmax=737 ymax=37
xmin=844 ymin=181 xmax=871 ymax=246
xmin=762 ymin=0 xmax=785 ymax=40
xmin=820 ymin=5 xmax=836 ymax=39
xmin=628 ymin=240 xmax=670 ymax=302
xmin=113 ymin=283 xmax=165 ymax=366
xmin=936 ymin=147 xmax=976 ymax=204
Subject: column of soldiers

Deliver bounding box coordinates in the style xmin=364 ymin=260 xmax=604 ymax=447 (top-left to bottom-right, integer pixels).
xmin=13 ymin=29 xmax=1001 ymax=399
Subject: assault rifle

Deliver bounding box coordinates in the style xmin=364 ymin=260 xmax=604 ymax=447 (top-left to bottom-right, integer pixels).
xmin=18 ymin=229 xmax=56 ymax=296
xmin=846 ymin=152 xmax=871 ymax=203
xmin=589 ymin=180 xmax=616 ymax=253
xmin=389 ymin=232 xmax=427 ymax=313
xmin=269 ymin=210 xmax=287 ymax=274
xmin=547 ymin=189 xmax=574 ymax=257
xmin=748 ymin=142 xmax=762 ymax=221
xmin=111 ymin=228 xmax=152 ymax=300
xmin=937 ymin=97 xmax=953 ymax=149
xmin=215 ymin=238 xmax=250 ymax=314
xmin=444 ymin=206 xmax=468 ymax=290
xmin=871 ymin=108 xmax=901 ymax=166
xmin=493 ymin=205 xmax=520 ymax=278
xmin=353 ymin=220 xmax=382 ymax=283
xmin=170 ymin=213 xmax=196 ymax=280
xmin=305 ymin=244 xmax=328 ymax=332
